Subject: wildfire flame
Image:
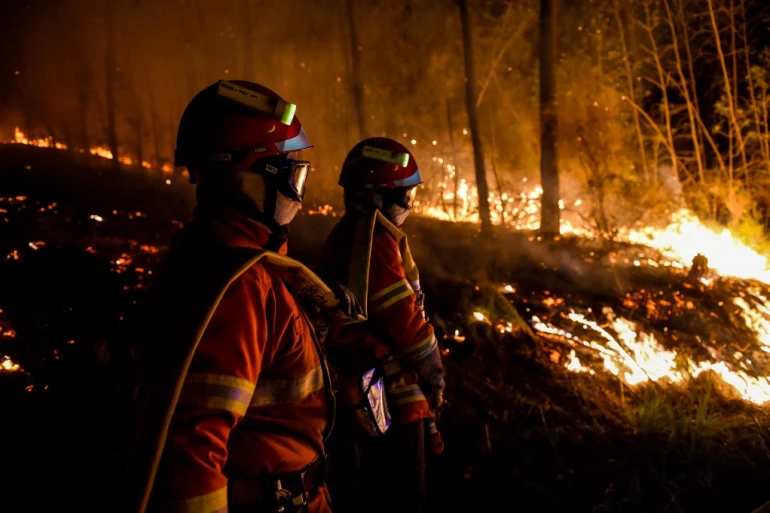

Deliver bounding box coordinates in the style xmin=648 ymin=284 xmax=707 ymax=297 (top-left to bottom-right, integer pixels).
xmin=421 ymin=172 xmax=770 ymax=405
xmin=10 ymin=128 xmax=158 ymax=172
xmin=530 ymin=307 xmax=770 ymax=404
xmin=8 ymin=129 xmax=770 ymax=406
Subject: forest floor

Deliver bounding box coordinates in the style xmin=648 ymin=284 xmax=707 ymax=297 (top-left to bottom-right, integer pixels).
xmin=1 ymin=145 xmax=769 ymax=513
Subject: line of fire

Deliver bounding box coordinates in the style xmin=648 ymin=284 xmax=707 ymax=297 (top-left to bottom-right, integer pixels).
xmin=1 ymin=0 xmax=770 ymax=512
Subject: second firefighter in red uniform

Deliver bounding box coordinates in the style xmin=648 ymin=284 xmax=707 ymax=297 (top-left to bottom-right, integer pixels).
xmin=318 ymin=138 xmax=446 ymax=513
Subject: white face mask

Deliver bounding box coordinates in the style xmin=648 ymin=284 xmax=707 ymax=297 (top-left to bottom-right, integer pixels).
xmin=388 ymin=204 xmax=410 ymax=226
xmin=274 ymin=192 xmax=301 ymax=226
xmin=237 ymin=171 xmax=301 ymax=226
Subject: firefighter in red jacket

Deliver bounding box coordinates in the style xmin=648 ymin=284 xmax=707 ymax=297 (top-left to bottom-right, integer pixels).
xmin=120 ymin=80 xmax=360 ymax=513
xmin=318 ymin=138 xmax=445 ymax=513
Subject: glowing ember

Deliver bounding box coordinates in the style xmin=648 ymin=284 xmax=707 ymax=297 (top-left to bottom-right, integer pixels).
xmin=1 ymin=355 xmax=21 ymax=373
xmin=565 ymin=349 xmax=594 ymax=374
xmin=307 ymin=204 xmax=335 ymax=216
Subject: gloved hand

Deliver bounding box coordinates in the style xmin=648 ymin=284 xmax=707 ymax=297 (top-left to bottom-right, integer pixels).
xmin=328 ymin=281 xmax=364 ymax=320
xmin=428 ymin=388 xmax=444 ymax=412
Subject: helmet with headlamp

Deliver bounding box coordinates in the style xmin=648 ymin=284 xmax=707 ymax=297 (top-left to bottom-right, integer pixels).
xmin=175 ymin=80 xmax=312 ymax=227
xmin=339 ymin=138 xmax=421 ymax=225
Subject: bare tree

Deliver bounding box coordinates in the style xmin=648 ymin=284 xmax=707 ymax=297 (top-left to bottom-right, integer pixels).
xmin=539 ymin=0 xmax=560 ymax=236
xmin=105 ymin=0 xmax=120 ymax=170
xmin=459 ymin=0 xmax=492 ymax=234
xmin=612 ymin=0 xmax=650 ymax=183
xmin=345 ymin=0 xmax=367 ymax=139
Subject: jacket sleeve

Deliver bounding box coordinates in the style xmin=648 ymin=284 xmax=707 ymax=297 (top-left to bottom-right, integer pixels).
xmin=150 ymin=270 xmax=269 ymax=513
xmin=367 ymin=231 xmax=444 ymax=392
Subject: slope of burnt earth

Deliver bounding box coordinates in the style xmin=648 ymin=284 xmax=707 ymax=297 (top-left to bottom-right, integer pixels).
xmin=1 ymin=146 xmax=769 ymax=512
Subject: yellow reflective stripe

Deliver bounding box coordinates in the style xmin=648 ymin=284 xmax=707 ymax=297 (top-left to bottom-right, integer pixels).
xmin=371 ymin=280 xmax=413 ymax=313
xmin=371 ymin=279 xmax=410 ymax=302
xmin=389 ymin=384 xmax=427 ymax=405
xmin=251 ymin=366 xmax=324 ymax=407
xmin=403 ymin=334 xmax=438 ymax=362
xmin=172 ymin=486 xmax=228 ymax=513
xmin=179 ymin=373 xmax=256 ymax=417
xmin=375 ymin=289 xmax=413 ymax=312
xmin=392 ymin=395 xmax=427 ymax=405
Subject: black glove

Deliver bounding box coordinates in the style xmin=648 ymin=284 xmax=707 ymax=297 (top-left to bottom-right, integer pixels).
xmin=411 ymin=337 xmax=445 ymax=393
xmin=328 ymin=281 xmax=364 ymax=320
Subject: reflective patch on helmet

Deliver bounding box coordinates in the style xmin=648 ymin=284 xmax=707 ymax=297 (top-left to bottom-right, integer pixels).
xmin=275 ymin=127 xmax=313 ymax=153
xmin=217 ymin=80 xmax=296 ymax=125
xmin=208 ymin=153 xmax=233 ymax=162
xmin=393 ymin=168 xmax=423 ymax=188
xmin=277 ymin=102 xmax=297 ymax=126
xmin=361 ymin=145 xmax=410 ymax=167
xmin=265 ymin=164 xmax=279 ymax=174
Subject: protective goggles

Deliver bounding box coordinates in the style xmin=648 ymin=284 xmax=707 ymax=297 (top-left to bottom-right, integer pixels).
xmin=253 ymin=155 xmax=310 ymax=201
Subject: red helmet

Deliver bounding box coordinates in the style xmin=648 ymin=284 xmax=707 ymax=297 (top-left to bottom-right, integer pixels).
xmin=339 ymin=138 xmax=422 ymax=191
xmin=174 ymin=80 xmax=312 ymax=177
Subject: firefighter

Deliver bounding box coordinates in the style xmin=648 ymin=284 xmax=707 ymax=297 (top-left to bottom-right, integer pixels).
xmin=119 ymin=80 xmax=361 ymax=513
xmin=318 ymin=138 xmax=446 ymax=513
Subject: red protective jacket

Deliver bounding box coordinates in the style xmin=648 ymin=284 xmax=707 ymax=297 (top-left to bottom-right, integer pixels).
xmin=133 ymin=206 xmax=333 ymax=513
xmin=319 ymin=211 xmax=444 ymax=425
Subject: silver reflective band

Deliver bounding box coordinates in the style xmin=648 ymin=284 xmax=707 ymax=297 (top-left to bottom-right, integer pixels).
xmin=275 ymin=127 xmax=313 ymax=153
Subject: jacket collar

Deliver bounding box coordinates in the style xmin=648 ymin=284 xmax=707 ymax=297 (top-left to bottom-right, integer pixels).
xmin=193 ymin=204 xmax=288 ymax=255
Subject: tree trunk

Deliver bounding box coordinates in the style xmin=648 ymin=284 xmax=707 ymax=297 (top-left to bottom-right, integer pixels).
xmin=539 ymin=0 xmax=560 ymax=236
xmin=105 ymin=0 xmax=120 ymax=170
xmin=242 ymin=0 xmax=253 ymax=80
xmin=345 ymin=0 xmax=367 ymax=139
xmin=446 ymin=99 xmax=460 ymax=221
xmin=458 ymin=0 xmax=492 ymax=234
xmin=135 ymin=116 xmax=144 ymax=170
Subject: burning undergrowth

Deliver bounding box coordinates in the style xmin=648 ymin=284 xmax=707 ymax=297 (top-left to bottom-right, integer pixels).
xmin=2 ymin=145 xmax=770 ymax=511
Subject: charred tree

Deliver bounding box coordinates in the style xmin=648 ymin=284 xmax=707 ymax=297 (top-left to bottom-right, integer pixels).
xmin=74 ymin=65 xmax=91 ymax=152
xmin=458 ymin=0 xmax=492 ymax=234
xmin=105 ymin=0 xmax=120 ymax=170
xmin=539 ymin=0 xmax=560 ymax=236
xmin=446 ymin=99 xmax=461 ymax=221
xmin=345 ymin=0 xmax=367 ymax=139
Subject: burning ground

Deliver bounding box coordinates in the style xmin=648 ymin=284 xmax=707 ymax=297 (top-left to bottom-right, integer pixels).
xmin=1 ymin=145 xmax=770 ymax=512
